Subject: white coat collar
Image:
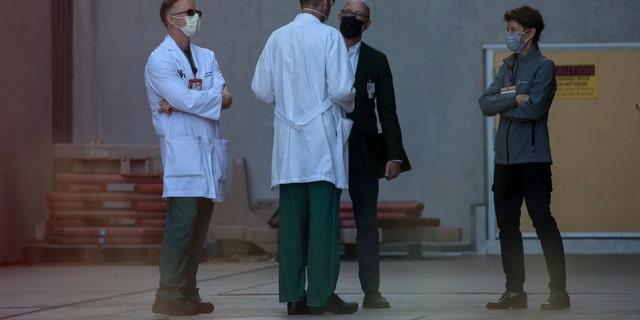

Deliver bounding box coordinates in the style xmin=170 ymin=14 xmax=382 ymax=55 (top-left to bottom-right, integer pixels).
xmin=160 ymin=35 xmax=196 ymax=78
xmin=295 ymin=13 xmax=323 ymax=23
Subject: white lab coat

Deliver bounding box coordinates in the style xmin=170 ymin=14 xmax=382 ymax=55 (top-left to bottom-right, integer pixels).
xmin=251 ymin=13 xmax=356 ymax=190
xmin=145 ymin=35 xmax=228 ymax=202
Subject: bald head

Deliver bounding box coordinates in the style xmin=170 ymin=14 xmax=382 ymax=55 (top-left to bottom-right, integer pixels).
xmin=342 ymin=0 xmax=370 ymax=18
xmin=338 ymin=0 xmax=371 ymax=45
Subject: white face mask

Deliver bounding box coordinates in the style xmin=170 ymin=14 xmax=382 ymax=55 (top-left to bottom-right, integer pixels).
xmin=302 ymin=8 xmax=329 ymax=22
xmin=174 ymin=14 xmax=201 ymax=38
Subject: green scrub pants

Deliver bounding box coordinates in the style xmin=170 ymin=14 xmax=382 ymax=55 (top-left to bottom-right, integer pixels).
xmin=156 ymin=197 xmax=214 ymax=301
xmin=278 ymin=181 xmax=342 ymax=307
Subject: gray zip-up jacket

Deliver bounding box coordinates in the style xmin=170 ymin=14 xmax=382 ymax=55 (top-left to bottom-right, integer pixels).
xmin=479 ymin=45 xmax=556 ymax=165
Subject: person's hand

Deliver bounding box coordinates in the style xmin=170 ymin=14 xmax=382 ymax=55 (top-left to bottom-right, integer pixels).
xmin=384 ymin=160 xmax=402 ymax=181
xmin=158 ymin=99 xmax=176 ymax=115
xmin=516 ymin=94 xmax=530 ymax=105
xmin=222 ymin=84 xmax=232 ymax=109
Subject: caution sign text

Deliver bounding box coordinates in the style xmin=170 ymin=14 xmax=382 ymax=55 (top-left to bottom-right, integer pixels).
xmin=555 ymin=65 xmax=597 ymax=99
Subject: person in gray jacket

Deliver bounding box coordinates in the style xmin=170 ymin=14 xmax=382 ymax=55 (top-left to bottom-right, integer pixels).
xmin=479 ymin=4 xmax=570 ymax=311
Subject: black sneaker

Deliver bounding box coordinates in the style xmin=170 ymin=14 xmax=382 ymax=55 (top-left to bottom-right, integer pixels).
xmin=185 ymin=288 xmax=214 ymax=314
xmin=152 ymin=297 xmax=199 ymax=316
xmin=190 ymin=299 xmax=214 ymax=314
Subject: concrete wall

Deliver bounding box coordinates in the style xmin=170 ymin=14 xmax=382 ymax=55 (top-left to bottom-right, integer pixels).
xmin=0 ymin=0 xmax=53 ymax=262
xmin=3 ymin=0 xmax=639 ymax=262
xmin=70 ymin=0 xmax=640 ymax=250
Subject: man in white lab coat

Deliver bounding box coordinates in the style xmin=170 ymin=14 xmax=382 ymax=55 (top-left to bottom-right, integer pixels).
xmin=144 ymin=0 xmax=232 ymax=316
xmin=251 ymin=0 xmax=357 ymax=315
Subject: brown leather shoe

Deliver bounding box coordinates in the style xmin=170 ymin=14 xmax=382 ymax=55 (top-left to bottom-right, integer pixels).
xmin=486 ymin=291 xmax=527 ymax=309
xmin=540 ymin=291 xmax=570 ymax=310
xmin=307 ymin=294 xmax=358 ymax=315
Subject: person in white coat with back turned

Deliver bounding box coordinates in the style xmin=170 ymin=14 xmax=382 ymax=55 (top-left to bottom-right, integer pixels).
xmin=251 ymin=0 xmax=357 ymax=315
xmin=144 ymin=0 xmax=232 ymax=316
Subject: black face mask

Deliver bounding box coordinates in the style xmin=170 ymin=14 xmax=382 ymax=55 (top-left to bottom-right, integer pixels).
xmin=340 ymin=16 xmax=364 ymax=39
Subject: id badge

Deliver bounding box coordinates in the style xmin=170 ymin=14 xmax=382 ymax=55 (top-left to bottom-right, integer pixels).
xmin=367 ymin=79 xmax=375 ymax=99
xmin=500 ymin=85 xmax=516 ymax=94
xmin=188 ymin=79 xmax=203 ymax=91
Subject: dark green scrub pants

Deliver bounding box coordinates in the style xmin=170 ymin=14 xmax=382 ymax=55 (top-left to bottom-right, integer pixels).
xmin=278 ymin=181 xmax=342 ymax=307
xmin=156 ymin=197 xmax=214 ymax=301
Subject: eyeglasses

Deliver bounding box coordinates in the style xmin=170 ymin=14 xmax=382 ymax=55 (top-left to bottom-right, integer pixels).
xmin=170 ymin=9 xmax=202 ymax=17
xmin=339 ymin=9 xmax=369 ymax=20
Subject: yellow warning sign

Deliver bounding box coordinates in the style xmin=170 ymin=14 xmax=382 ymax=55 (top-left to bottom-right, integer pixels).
xmin=555 ymin=65 xmax=597 ymax=99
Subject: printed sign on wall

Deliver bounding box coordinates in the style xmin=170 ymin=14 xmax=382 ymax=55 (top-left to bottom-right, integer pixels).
xmin=555 ymin=65 xmax=597 ymax=99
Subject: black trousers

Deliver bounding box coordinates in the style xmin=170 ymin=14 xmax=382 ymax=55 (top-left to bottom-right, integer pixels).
xmin=493 ymin=163 xmax=567 ymax=293
xmin=348 ymin=164 xmax=380 ymax=293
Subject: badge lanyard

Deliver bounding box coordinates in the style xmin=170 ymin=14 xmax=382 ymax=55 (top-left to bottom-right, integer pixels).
xmin=182 ymin=48 xmax=202 ymax=90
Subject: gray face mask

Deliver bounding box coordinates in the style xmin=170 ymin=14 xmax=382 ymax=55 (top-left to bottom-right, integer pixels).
xmin=505 ymin=30 xmax=531 ymax=53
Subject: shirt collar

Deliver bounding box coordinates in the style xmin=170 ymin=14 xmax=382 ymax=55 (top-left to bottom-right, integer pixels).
xmin=348 ymin=41 xmax=362 ymax=58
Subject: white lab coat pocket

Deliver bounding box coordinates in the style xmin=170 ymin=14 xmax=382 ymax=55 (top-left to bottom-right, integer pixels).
xmin=212 ymin=139 xmax=229 ymax=183
xmin=164 ymin=135 xmax=203 ymax=177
